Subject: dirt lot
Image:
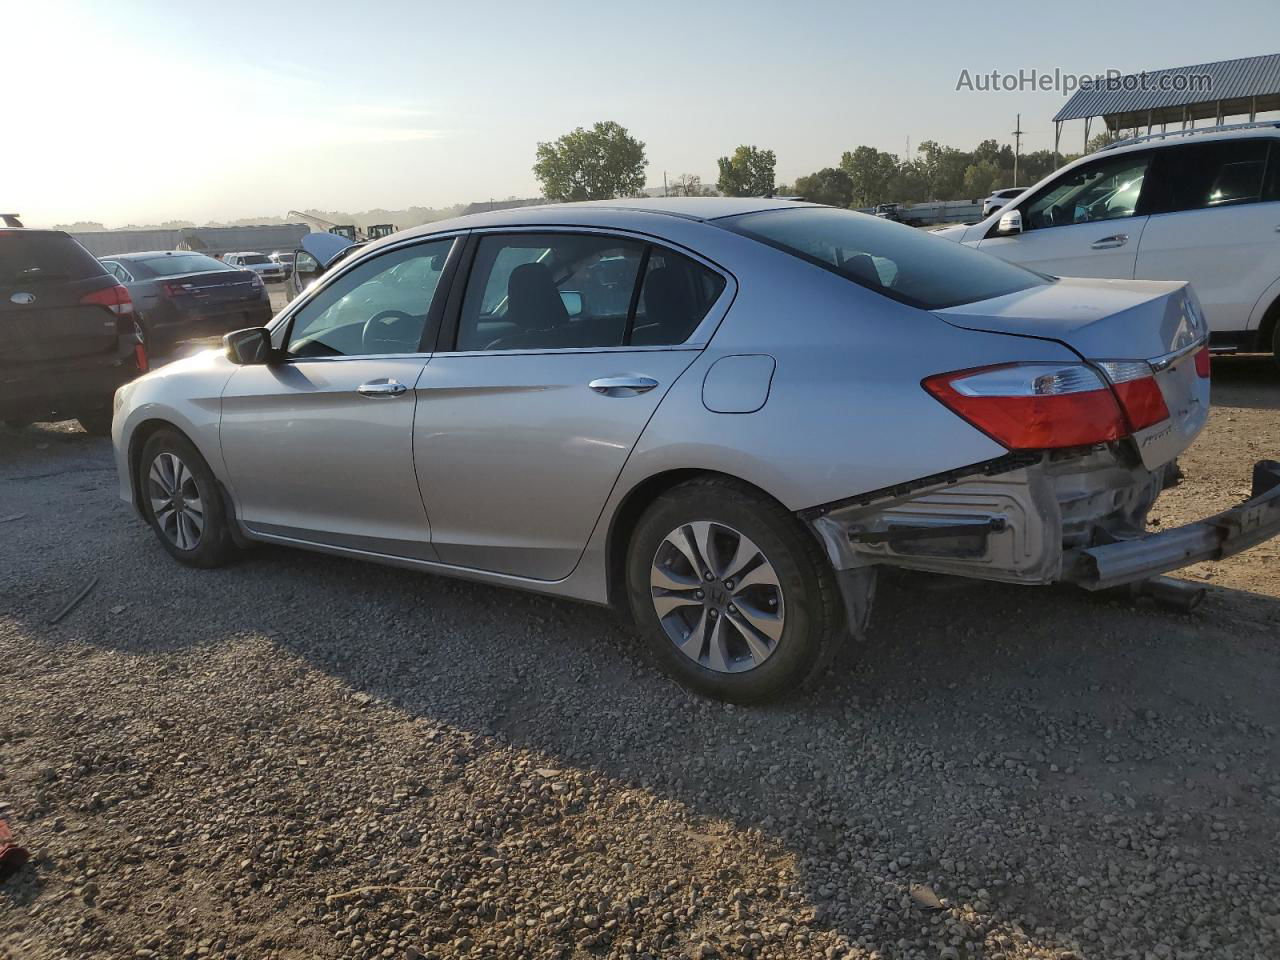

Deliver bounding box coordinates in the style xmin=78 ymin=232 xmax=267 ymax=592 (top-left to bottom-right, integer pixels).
xmin=1 ymin=355 xmax=1279 ymax=960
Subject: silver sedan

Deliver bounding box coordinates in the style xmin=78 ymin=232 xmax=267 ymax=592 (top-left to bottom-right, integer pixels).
xmin=111 ymin=198 xmax=1280 ymax=702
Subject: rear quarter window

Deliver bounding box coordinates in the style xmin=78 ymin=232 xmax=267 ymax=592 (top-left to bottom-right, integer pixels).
xmin=0 ymin=232 xmax=107 ymax=285
xmin=723 ymin=207 xmax=1047 ymax=310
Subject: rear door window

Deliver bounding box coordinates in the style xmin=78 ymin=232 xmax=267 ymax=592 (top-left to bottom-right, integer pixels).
xmin=1148 ymin=140 xmax=1271 ymax=212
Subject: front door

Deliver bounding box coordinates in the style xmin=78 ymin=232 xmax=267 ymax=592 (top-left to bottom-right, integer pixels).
xmin=220 ymin=236 xmax=457 ymax=558
xmin=978 ymin=148 xmax=1155 ymax=279
xmin=414 ymin=231 xmax=729 ymax=580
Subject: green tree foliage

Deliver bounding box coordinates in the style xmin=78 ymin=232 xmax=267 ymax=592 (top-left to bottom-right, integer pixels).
xmin=533 ymin=121 xmax=648 ymax=201
xmin=717 ymin=145 xmax=777 ymax=197
xmin=838 ymin=146 xmax=898 ymax=207
xmin=791 ymin=167 xmax=853 ymax=207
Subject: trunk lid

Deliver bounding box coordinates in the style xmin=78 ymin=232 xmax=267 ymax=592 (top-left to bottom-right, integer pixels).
xmin=934 ymin=277 xmax=1210 ymax=469
xmin=167 ymin=269 xmax=261 ymax=306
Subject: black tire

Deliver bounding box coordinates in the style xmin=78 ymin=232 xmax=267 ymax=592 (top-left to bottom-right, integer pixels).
xmin=626 ymin=477 xmax=844 ymax=703
xmin=1272 ymin=319 xmax=1280 ymax=371
xmin=75 ymin=407 xmax=114 ymax=437
xmin=139 ymin=428 xmax=237 ymax=568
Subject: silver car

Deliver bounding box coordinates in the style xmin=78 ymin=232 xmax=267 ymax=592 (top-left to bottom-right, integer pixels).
xmin=111 ymin=198 xmax=1280 ymax=702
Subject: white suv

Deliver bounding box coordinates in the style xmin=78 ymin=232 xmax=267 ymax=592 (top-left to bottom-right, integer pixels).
xmin=935 ymin=124 xmax=1280 ymax=362
xmin=981 ymin=187 xmax=1025 ymax=218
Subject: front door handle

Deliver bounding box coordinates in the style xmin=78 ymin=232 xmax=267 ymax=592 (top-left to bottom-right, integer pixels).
xmin=357 ymin=379 xmax=408 ymax=398
xmin=588 ymin=376 xmax=659 ymax=397
xmin=1090 ymin=233 xmax=1129 ymax=249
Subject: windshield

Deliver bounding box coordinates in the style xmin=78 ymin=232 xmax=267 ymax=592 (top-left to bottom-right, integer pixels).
xmin=134 ymin=253 xmax=234 ymax=277
xmin=722 ymin=206 xmax=1048 ymax=310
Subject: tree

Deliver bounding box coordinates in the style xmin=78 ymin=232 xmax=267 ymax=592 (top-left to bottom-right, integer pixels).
xmin=791 ymin=167 xmax=853 ymax=207
xmin=668 ymin=173 xmax=713 ymax=197
xmin=717 ymin=145 xmax=776 ymax=197
xmin=533 ymin=121 xmax=648 ymax=201
xmin=961 ymin=161 xmax=1002 ymax=200
xmin=839 ymin=146 xmax=898 ymax=206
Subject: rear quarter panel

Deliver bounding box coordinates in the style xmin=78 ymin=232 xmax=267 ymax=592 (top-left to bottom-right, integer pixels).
xmin=615 ymin=245 xmax=1082 ymax=513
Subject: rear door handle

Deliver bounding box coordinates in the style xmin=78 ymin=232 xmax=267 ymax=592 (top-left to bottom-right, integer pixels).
xmin=1090 ymin=234 xmax=1129 ymax=249
xmin=588 ymin=376 xmax=659 ymax=397
xmin=357 ymin=379 xmax=408 ymax=398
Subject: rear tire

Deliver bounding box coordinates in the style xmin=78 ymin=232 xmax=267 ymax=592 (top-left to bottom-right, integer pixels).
xmin=1271 ymin=319 xmax=1280 ymax=371
xmin=139 ymin=428 xmax=237 ymax=568
xmin=625 ymin=477 xmax=843 ymax=703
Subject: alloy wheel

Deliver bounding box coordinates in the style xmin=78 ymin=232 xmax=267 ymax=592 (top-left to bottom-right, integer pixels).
xmin=649 ymin=520 xmax=785 ymax=674
xmin=148 ymin=451 xmax=205 ymax=551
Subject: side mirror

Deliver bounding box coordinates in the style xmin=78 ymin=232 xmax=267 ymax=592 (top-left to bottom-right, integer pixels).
xmin=224 ymin=327 xmax=275 ymax=365
xmin=559 ymin=290 xmax=584 ymax=317
xmin=294 ymin=250 xmax=321 ymax=279
xmin=997 ymin=209 xmax=1023 ymax=234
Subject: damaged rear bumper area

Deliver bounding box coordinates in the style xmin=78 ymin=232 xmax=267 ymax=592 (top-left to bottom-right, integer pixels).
xmin=806 ymin=454 xmax=1280 ymax=593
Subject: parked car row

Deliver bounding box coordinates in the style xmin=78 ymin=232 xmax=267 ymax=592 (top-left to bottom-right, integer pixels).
xmin=109 ymin=195 xmax=1280 ymax=702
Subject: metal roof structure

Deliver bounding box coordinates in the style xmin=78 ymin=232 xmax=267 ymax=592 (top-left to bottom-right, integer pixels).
xmin=1053 ymin=54 xmax=1280 ymax=130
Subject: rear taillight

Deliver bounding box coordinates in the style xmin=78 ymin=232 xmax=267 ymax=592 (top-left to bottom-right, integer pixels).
xmin=1194 ymin=346 xmax=1211 ymax=378
xmin=162 ymin=281 xmax=195 ymax=297
xmin=923 ymin=363 xmax=1128 ymax=450
xmin=1095 ymin=361 xmax=1171 ymax=432
xmin=80 ymin=283 xmax=133 ymax=316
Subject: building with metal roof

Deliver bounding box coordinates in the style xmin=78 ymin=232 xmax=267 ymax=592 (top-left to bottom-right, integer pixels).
xmin=1051 ymin=53 xmax=1280 ymax=154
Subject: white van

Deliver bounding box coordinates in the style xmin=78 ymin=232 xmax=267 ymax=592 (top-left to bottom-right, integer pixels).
xmin=935 ymin=123 xmax=1280 ymax=362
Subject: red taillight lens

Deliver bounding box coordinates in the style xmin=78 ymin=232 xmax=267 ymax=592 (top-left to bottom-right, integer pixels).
xmin=80 ymin=283 xmax=133 ymax=316
xmin=1194 ymin=346 xmax=1211 ymax=378
xmin=161 ymin=281 xmax=194 ymax=297
xmin=923 ymin=363 xmax=1128 ymax=450
xmin=1096 ymin=361 xmax=1171 ymax=432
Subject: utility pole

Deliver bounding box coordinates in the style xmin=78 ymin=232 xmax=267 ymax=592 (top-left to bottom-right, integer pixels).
xmin=1011 ymin=113 xmax=1024 ymax=186
xmin=663 ymin=171 xmax=668 ymax=197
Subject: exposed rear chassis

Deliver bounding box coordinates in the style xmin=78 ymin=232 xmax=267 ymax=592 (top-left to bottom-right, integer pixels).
xmin=807 ymin=453 xmax=1280 ymax=600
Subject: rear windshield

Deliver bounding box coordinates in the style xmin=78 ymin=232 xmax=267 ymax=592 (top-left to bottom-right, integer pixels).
xmin=0 ymin=231 xmax=107 ymax=285
xmin=133 ymin=253 xmax=232 ymax=277
xmin=240 ymin=254 xmax=270 ymax=264
xmin=722 ymin=207 xmax=1048 ymax=310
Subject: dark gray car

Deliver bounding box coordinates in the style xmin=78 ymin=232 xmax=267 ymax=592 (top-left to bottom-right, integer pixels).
xmin=100 ymin=252 xmax=273 ymax=358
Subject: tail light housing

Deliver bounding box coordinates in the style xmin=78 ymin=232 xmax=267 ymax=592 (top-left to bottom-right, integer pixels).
xmin=162 ymin=281 xmax=196 ymax=297
xmin=80 ymin=283 xmax=133 ymax=316
xmin=1194 ymin=346 xmax=1211 ymax=378
xmin=1095 ymin=361 xmax=1170 ymax=432
xmin=923 ymin=363 xmax=1129 ymax=450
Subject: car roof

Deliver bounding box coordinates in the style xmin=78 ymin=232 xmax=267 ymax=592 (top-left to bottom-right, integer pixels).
xmin=1095 ymin=123 xmax=1280 ymax=159
xmin=396 ymin=197 xmax=816 ymax=242
xmin=108 ymin=250 xmax=217 ymax=260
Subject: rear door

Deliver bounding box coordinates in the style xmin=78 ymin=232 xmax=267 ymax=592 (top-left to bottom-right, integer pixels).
xmin=978 ymin=149 xmax=1156 ymax=278
xmin=219 ymin=236 xmax=459 ymax=557
xmin=414 ymin=231 xmax=730 ymax=580
xmin=1134 ymin=138 xmax=1280 ymax=337
xmin=0 ymin=231 xmax=121 ymax=368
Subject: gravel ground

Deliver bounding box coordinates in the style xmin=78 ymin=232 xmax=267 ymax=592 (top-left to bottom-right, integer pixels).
xmin=2 ymin=356 xmax=1279 ymax=960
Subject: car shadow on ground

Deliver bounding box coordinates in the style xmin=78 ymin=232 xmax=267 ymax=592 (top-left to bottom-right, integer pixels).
xmin=9 ymin=497 xmax=1280 ymax=957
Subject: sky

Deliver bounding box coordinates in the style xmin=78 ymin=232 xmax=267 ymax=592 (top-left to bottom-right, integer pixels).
xmin=6 ymin=0 xmax=1280 ymax=227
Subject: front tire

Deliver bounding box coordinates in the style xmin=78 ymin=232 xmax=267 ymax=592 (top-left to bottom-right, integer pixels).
xmin=626 ymin=477 xmax=843 ymax=703
xmin=139 ymin=429 xmax=237 ymax=567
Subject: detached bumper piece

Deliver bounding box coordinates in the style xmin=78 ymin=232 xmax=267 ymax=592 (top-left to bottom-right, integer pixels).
xmin=1066 ymin=460 xmax=1280 ymax=591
